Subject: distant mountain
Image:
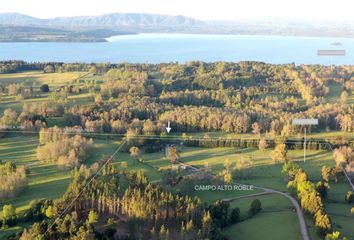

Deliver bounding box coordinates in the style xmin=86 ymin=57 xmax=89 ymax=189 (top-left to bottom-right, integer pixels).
xmin=0 ymin=13 xmax=205 ymax=30
xmin=1 ymin=13 xmax=354 ymax=41
xmin=49 ymin=13 xmax=205 ymax=28
xmin=0 ymin=13 xmax=43 ymax=25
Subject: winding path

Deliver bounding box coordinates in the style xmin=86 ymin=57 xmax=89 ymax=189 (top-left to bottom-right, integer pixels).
xmin=254 ymin=187 xmax=310 ymax=240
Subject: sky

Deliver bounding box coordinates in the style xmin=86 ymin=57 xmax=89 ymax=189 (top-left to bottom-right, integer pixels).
xmin=0 ymin=0 xmax=354 ymax=21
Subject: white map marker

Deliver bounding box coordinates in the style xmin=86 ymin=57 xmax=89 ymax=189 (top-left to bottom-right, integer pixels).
xmin=166 ymin=121 xmax=171 ymax=133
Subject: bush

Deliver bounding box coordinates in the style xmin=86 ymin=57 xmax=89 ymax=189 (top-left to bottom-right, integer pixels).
xmin=249 ymin=199 xmax=262 ymax=216
xmin=345 ymin=191 xmax=353 ymax=204
xmin=40 ymin=84 xmax=50 ymax=92
xmin=230 ymin=207 xmax=240 ymax=223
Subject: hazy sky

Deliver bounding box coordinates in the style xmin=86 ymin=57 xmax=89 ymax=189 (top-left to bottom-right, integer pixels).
xmin=1 ymin=0 xmax=353 ymax=21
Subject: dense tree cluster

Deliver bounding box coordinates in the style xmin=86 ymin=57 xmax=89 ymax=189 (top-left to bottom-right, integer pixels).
xmin=37 ymin=127 xmax=93 ymax=168
xmin=0 ymin=161 xmax=27 ymax=201
xmin=20 ymin=164 xmax=224 ymax=239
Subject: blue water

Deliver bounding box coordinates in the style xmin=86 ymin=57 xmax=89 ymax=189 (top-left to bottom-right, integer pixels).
xmin=0 ymin=34 xmax=353 ymax=64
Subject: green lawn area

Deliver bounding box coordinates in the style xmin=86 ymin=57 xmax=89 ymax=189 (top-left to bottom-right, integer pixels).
xmin=170 ymin=130 xmax=354 ymax=141
xmin=176 ymin=146 xmax=335 ymax=191
xmin=0 ymin=135 xmax=71 ymax=238
xmin=0 ymin=71 xmax=95 ymax=115
xmin=223 ymin=194 xmax=302 ymax=240
xmin=0 ymin=71 xmax=85 ymax=86
xmin=0 ymin=135 xmax=71 ymax=213
xmin=112 ymin=152 xmax=164 ymax=182
xmin=326 ymin=82 xmax=354 ymax=105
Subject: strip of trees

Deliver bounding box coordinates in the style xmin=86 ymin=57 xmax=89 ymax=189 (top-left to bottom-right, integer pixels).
xmin=283 ymin=162 xmax=333 ymax=237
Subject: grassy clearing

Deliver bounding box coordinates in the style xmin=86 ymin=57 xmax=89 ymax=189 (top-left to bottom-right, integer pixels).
xmin=223 ymin=194 xmax=302 ymax=240
xmin=113 ymin=152 xmax=164 ymax=182
xmin=0 ymin=71 xmax=84 ymax=86
xmin=176 ymin=146 xmax=334 ymax=190
xmin=324 ymin=182 xmax=354 ymax=239
xmin=0 ymin=71 xmax=92 ymax=114
xmin=224 ymin=211 xmax=303 ymax=240
xmin=326 ymin=82 xmax=354 ymax=105
xmin=0 ymin=135 xmax=71 ymax=213
xmin=171 ymin=130 xmax=354 ymax=141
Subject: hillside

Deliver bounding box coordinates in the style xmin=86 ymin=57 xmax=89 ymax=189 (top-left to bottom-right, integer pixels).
xmin=1 ymin=13 xmax=354 ymax=41
xmin=0 ymin=13 xmax=205 ymax=31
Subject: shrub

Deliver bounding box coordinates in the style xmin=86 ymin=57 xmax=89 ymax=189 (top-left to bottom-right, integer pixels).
xmin=40 ymin=84 xmax=50 ymax=92
xmin=345 ymin=191 xmax=353 ymax=204
xmin=249 ymin=199 xmax=262 ymax=216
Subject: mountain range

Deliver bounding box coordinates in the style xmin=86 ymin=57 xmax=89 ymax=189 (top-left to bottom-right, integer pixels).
xmin=1 ymin=12 xmax=354 ymax=42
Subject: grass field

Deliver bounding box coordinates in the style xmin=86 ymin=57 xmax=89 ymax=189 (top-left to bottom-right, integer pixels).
xmin=0 ymin=71 xmax=92 ymax=114
xmin=171 ymin=130 xmax=354 ymax=141
xmin=0 ymin=135 xmax=71 ymax=212
xmin=223 ymin=194 xmax=302 ymax=240
xmin=0 ymin=135 xmax=70 ymax=238
xmin=327 ymin=82 xmax=354 ymax=105
xmin=0 ymin=71 xmax=84 ymax=86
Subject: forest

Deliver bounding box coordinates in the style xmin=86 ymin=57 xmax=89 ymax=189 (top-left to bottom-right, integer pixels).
xmin=0 ymin=61 xmax=352 ymax=240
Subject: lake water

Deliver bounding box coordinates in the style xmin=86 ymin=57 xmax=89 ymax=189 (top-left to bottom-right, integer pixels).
xmin=0 ymin=34 xmax=353 ymax=64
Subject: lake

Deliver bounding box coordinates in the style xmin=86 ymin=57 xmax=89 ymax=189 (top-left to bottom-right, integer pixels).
xmin=0 ymin=34 xmax=353 ymax=64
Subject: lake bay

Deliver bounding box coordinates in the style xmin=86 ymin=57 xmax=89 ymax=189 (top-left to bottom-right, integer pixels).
xmin=0 ymin=34 xmax=353 ymax=64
